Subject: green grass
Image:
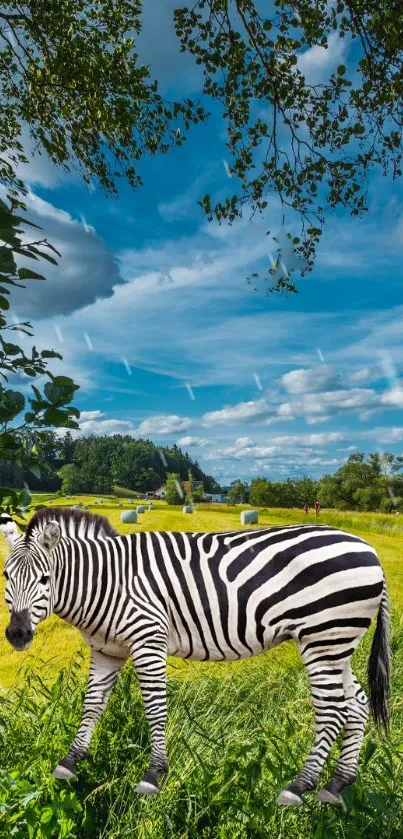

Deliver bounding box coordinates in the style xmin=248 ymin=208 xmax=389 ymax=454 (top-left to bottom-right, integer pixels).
xmin=0 ymin=498 xmax=403 ymax=837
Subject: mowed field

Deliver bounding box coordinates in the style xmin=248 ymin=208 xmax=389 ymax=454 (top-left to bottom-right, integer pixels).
xmin=0 ymin=497 xmax=402 ymax=838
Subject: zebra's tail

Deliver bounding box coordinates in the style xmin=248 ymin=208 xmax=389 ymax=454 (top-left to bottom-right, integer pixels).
xmin=367 ymin=577 xmax=391 ymax=734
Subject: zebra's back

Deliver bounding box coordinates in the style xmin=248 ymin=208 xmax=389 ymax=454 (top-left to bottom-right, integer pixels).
xmin=133 ymin=524 xmax=384 ymax=661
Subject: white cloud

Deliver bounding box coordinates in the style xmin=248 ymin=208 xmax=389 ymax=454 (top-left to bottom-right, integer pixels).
xmin=78 ymin=410 xmax=135 ymax=436
xmin=270 ymin=432 xmax=345 ymax=447
xmin=360 ymin=426 xmax=403 ymax=445
xmin=297 ymin=33 xmax=349 ymax=83
xmin=277 ymin=388 xmax=378 ymax=421
xmin=136 ymin=415 xmax=192 ymax=435
xmin=348 ymin=367 xmax=377 ymax=384
xmin=202 ymin=399 xmax=270 ymax=426
xmin=380 ymin=384 xmax=403 ymax=408
xmin=176 ymin=435 xmax=208 ymax=447
xmin=280 ymin=365 xmax=340 ymax=394
xmin=234 ymin=436 xmax=256 ymax=448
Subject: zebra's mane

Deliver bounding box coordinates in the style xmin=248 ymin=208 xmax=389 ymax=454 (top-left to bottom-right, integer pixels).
xmin=24 ymin=506 xmax=118 ymax=542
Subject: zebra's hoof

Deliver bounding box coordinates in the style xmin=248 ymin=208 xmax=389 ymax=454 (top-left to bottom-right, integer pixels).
xmin=316 ymin=788 xmax=343 ymax=805
xmin=52 ymin=764 xmax=76 ymax=780
xmin=134 ymin=780 xmax=160 ymax=795
xmin=276 ymin=789 xmax=302 ymax=806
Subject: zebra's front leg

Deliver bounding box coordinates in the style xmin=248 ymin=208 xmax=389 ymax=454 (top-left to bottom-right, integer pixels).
xmin=132 ymin=641 xmax=168 ymax=795
xmin=53 ymin=649 xmax=124 ymax=780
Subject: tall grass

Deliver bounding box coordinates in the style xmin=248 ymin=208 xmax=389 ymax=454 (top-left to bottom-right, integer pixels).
xmin=1 ymin=500 xmax=403 ymax=836
xmin=0 ymin=630 xmax=402 ymax=839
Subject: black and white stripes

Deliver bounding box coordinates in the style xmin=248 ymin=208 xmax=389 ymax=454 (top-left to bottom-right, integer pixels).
xmin=1 ymin=508 xmax=390 ymax=805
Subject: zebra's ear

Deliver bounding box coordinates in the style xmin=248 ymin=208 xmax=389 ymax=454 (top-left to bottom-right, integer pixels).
xmin=0 ymin=514 xmax=21 ymax=547
xmin=38 ymin=521 xmax=61 ymax=552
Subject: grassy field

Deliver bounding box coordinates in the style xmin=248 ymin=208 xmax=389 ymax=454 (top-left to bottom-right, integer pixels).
xmin=0 ymin=497 xmax=402 ymax=838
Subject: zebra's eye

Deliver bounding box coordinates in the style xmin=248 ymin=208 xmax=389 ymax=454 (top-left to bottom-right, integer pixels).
xmin=39 ymin=574 xmax=49 ymax=586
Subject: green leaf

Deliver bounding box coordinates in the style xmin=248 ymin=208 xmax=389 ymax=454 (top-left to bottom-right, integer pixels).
xmin=0 ymin=389 xmax=25 ymax=422
xmin=1 ymin=340 xmax=21 ymax=356
xmin=43 ymin=407 xmax=73 ymax=425
xmin=44 ymin=383 xmax=74 ymax=406
xmin=0 ymin=247 xmax=16 ymax=274
xmin=19 ymin=488 xmax=31 ymax=508
xmin=40 ymin=349 xmax=63 ymax=360
xmin=28 ymin=462 xmax=41 ymax=479
xmin=17 ymin=268 xmax=46 ymax=280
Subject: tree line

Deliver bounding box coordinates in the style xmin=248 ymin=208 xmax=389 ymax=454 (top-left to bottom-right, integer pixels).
xmin=0 ymin=431 xmax=220 ymax=497
xmin=1 ymin=437 xmax=401 ymax=513
xmin=228 ymin=453 xmax=403 ymax=513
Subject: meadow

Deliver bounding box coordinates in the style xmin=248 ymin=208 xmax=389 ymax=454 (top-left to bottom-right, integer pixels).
xmin=0 ymin=497 xmax=402 ymax=838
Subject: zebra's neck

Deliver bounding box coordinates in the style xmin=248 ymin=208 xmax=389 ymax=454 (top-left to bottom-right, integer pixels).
xmin=52 ymin=534 xmax=134 ymax=629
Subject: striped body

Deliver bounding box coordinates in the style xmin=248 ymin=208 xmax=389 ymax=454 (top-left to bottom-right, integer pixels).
xmin=53 ymin=525 xmax=384 ymax=662
xmin=1 ymin=509 xmax=390 ymax=805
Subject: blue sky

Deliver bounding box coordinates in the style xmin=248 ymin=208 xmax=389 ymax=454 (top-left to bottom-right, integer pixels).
xmin=9 ymin=3 xmax=403 ymax=485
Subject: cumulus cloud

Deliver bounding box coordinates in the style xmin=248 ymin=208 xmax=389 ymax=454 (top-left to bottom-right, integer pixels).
xmin=9 ymin=193 xmax=123 ymax=319
xmin=234 ymin=436 xmax=256 ymax=448
xmin=380 ymin=384 xmax=403 ymax=408
xmin=270 ymin=432 xmax=345 ymax=447
xmin=202 ymin=399 xmax=271 ymax=426
xmin=176 ymin=435 xmax=208 ymax=447
xmin=277 ymin=388 xmax=378 ymax=421
xmin=135 ymin=414 xmax=193 ymax=435
xmin=297 ymin=32 xmax=349 ymax=83
xmin=348 ymin=367 xmax=377 ymax=384
xmin=78 ymin=410 xmax=135 ymax=436
xmin=360 ymin=426 xmax=403 ymax=445
xmin=280 ymin=365 xmax=341 ymax=394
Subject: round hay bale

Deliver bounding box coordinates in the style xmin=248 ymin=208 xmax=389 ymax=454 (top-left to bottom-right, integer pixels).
xmin=121 ymin=510 xmax=137 ymax=524
xmin=183 ymin=505 xmax=193 ymax=514
xmin=136 ymin=505 xmax=146 ymax=513
xmin=240 ymin=510 xmax=258 ymax=525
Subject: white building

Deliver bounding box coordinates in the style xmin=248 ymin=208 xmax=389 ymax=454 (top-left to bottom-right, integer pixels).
xmin=205 ymin=493 xmax=228 ymax=503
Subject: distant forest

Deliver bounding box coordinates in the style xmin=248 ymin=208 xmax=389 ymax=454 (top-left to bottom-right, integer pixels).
xmin=0 ymin=431 xmax=221 ymax=495
xmin=0 ymin=433 xmax=402 ymax=514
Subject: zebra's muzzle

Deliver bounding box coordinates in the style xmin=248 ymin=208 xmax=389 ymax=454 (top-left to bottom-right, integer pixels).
xmin=6 ymin=609 xmax=33 ymax=651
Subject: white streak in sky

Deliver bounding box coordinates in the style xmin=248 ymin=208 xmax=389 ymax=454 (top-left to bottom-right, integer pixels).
xmin=122 ymin=357 xmax=132 ymax=376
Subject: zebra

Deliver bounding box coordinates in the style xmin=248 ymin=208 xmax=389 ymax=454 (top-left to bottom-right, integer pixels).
xmin=0 ymin=507 xmax=390 ymax=806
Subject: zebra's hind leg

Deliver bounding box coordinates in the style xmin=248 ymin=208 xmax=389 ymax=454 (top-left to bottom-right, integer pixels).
xmin=277 ymin=659 xmax=348 ymax=806
xmin=316 ymin=662 xmax=368 ymax=804
xmin=53 ymin=650 xmax=124 ymax=780
xmin=132 ymin=640 xmax=168 ymax=795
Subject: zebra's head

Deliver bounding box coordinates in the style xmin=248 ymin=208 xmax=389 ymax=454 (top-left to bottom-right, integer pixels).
xmin=1 ymin=513 xmax=61 ymax=651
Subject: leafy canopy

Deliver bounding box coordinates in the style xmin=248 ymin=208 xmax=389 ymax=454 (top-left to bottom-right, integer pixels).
xmin=175 ymin=0 xmax=403 ymax=290
xmin=1 ymin=1 xmax=401 ymax=290
xmin=0 ymin=0 xmax=205 ymax=198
